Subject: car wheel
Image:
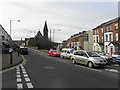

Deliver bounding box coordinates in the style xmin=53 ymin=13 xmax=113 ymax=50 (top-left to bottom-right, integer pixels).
xmin=88 ymin=62 xmax=93 ymax=68
xmin=72 ymin=59 xmax=76 ymax=64
xmin=61 ymin=55 xmax=64 ymax=58
xmin=52 ymin=54 xmax=55 ymax=57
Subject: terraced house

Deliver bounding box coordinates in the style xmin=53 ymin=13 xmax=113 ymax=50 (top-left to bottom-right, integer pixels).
xmin=93 ymin=17 xmax=120 ymax=55
xmin=66 ymin=30 xmax=93 ymax=50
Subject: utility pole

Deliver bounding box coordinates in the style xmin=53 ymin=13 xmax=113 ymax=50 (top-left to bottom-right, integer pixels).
xmin=9 ymin=20 xmax=20 ymax=64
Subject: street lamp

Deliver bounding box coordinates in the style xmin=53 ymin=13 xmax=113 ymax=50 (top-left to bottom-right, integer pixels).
xmin=9 ymin=20 xmax=20 ymax=64
xmin=50 ymin=28 xmax=60 ymax=42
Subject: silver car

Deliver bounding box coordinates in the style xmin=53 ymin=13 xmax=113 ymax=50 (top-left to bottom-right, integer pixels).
xmin=94 ymin=51 xmax=113 ymax=65
xmin=71 ymin=50 xmax=107 ymax=68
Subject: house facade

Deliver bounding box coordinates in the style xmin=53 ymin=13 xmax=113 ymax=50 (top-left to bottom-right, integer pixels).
xmin=0 ymin=25 xmax=11 ymax=47
xmin=66 ymin=30 xmax=93 ymax=50
xmin=93 ymin=17 xmax=120 ymax=55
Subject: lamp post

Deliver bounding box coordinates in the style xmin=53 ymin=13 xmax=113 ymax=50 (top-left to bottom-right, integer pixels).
xmin=10 ymin=20 xmax=20 ymax=64
xmin=52 ymin=29 xmax=60 ymax=42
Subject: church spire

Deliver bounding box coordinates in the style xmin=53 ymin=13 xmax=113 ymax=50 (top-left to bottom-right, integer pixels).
xmin=43 ymin=21 xmax=48 ymax=38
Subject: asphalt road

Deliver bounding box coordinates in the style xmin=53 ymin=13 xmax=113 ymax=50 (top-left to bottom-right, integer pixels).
xmin=2 ymin=49 xmax=120 ymax=89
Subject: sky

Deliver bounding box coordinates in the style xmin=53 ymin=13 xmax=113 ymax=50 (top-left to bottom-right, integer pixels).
xmin=0 ymin=0 xmax=119 ymax=43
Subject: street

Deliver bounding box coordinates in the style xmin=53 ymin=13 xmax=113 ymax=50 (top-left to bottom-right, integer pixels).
xmin=2 ymin=49 xmax=119 ymax=89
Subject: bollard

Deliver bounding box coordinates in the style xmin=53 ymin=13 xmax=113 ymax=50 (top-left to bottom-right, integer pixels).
xmin=9 ymin=48 xmax=13 ymax=64
xmin=10 ymin=52 xmax=13 ymax=64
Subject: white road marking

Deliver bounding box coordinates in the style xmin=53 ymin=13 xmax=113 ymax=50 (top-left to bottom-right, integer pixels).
xmin=17 ymin=71 xmax=20 ymax=74
xmin=105 ymin=69 xmax=118 ymax=73
xmin=21 ymin=65 xmax=25 ymax=69
xmin=75 ymin=65 xmax=102 ymax=72
xmin=17 ymin=83 xmax=23 ymax=89
xmin=26 ymin=83 xmax=34 ymax=88
xmin=23 ymin=71 xmax=27 ymax=74
xmin=15 ymin=57 xmax=34 ymax=89
xmin=16 ymin=69 xmax=20 ymax=72
xmin=23 ymin=74 xmax=28 ymax=77
xmin=25 ymin=78 xmax=30 ymax=82
xmin=22 ymin=69 xmax=26 ymax=72
xmin=17 ymin=75 xmax=21 ymax=78
xmin=17 ymin=78 xmax=22 ymax=82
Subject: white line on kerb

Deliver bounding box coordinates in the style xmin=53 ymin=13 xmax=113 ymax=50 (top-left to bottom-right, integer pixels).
xmin=27 ymin=83 xmax=34 ymax=88
xmin=17 ymin=83 xmax=23 ymax=89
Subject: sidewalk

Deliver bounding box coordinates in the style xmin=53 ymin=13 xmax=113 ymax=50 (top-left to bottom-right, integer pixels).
xmin=1 ymin=51 xmax=23 ymax=71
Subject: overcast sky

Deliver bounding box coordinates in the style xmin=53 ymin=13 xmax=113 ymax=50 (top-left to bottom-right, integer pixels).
xmin=0 ymin=0 xmax=119 ymax=43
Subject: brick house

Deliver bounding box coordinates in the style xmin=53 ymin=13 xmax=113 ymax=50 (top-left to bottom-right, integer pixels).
xmin=93 ymin=17 xmax=120 ymax=55
xmin=66 ymin=30 xmax=93 ymax=50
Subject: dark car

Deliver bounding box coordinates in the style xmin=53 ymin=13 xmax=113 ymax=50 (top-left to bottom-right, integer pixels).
xmin=19 ymin=47 xmax=28 ymax=55
xmin=115 ymin=55 xmax=120 ymax=65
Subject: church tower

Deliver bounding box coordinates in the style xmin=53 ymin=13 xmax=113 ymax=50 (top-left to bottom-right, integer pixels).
xmin=43 ymin=21 xmax=48 ymax=38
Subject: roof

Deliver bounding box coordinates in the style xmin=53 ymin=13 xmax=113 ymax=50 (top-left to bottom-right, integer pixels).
xmin=93 ymin=17 xmax=120 ymax=30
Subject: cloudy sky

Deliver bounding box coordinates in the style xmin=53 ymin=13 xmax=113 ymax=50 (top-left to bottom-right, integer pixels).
xmin=0 ymin=0 xmax=119 ymax=43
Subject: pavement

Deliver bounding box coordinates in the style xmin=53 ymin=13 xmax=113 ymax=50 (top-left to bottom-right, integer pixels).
xmin=0 ymin=51 xmax=23 ymax=72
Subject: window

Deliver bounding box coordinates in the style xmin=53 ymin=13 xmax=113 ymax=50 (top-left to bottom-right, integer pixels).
xmin=106 ymin=46 xmax=108 ymax=53
xmin=116 ymin=33 xmax=118 ymax=41
xmin=106 ymin=34 xmax=108 ymax=41
xmin=95 ymin=30 xmax=96 ymax=35
xmin=109 ymin=26 xmax=112 ymax=31
xmin=94 ymin=37 xmax=95 ymax=43
xmin=101 ymin=28 xmax=103 ymax=33
xmin=106 ymin=26 xmax=108 ymax=32
xmin=96 ymin=36 xmax=98 ymax=43
xmin=115 ymin=23 xmax=118 ymax=30
xmin=109 ymin=34 xmax=112 ymax=41
xmin=2 ymin=35 xmax=5 ymax=40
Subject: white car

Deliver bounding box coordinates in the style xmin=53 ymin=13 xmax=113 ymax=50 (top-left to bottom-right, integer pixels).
xmin=60 ymin=48 xmax=74 ymax=59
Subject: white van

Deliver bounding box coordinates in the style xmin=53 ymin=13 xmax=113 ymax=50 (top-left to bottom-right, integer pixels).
xmin=61 ymin=48 xmax=74 ymax=59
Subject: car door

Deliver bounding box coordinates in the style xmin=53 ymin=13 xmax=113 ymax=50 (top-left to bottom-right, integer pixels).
xmin=66 ymin=51 xmax=71 ymax=58
xmin=73 ymin=51 xmax=82 ymax=64
xmin=79 ymin=51 xmax=89 ymax=65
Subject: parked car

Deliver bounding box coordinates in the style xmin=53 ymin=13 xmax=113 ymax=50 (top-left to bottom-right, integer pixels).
xmin=71 ymin=50 xmax=107 ymax=68
xmin=94 ymin=51 xmax=113 ymax=65
xmin=19 ymin=47 xmax=28 ymax=55
xmin=115 ymin=55 xmax=120 ymax=65
xmin=60 ymin=48 xmax=74 ymax=59
xmin=48 ymin=50 xmax=60 ymax=57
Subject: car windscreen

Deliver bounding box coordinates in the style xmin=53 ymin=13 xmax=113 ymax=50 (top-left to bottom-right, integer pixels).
xmin=20 ymin=48 xmax=28 ymax=51
xmin=87 ymin=51 xmax=100 ymax=57
xmin=96 ymin=51 xmax=106 ymax=56
xmin=70 ymin=50 xmax=74 ymax=53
